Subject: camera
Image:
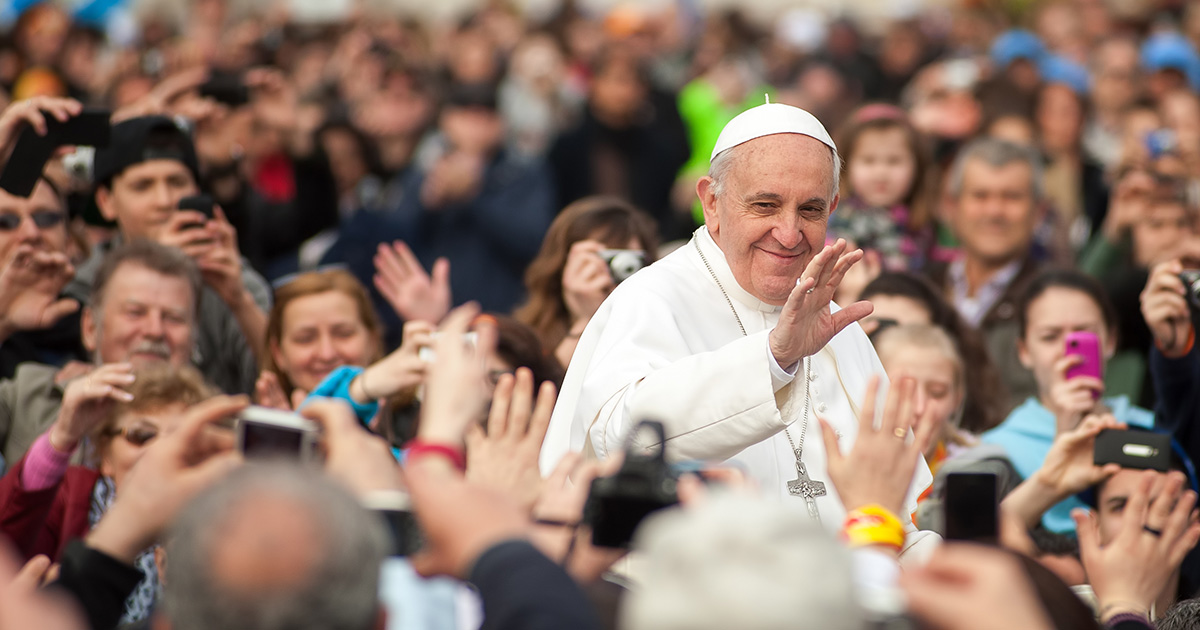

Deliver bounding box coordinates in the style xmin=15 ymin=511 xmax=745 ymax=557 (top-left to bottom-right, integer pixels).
xmin=1180 ymin=269 xmax=1200 ymax=310
xmin=362 ymin=490 xmax=424 ymax=557
xmin=583 ymin=421 xmax=679 ymax=548
xmin=235 ymin=406 xmax=320 ymax=462
xmin=598 ymin=249 xmax=646 ymax=284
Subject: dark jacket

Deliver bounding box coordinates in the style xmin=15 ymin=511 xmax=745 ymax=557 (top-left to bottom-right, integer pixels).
xmin=927 ymin=256 xmax=1042 ymax=413
xmin=1153 ymin=344 xmax=1200 ymax=466
xmin=549 ymin=100 xmax=691 ymax=242
xmin=470 ymin=540 xmax=602 ymax=630
xmin=0 ymin=454 xmax=98 ymax=561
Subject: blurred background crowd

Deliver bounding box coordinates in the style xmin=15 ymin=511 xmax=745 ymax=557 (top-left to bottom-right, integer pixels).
xmin=2 ymin=0 xmax=1200 ymax=629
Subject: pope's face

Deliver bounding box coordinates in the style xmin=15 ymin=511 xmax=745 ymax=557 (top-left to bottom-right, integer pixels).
xmin=699 ymin=134 xmax=838 ymax=306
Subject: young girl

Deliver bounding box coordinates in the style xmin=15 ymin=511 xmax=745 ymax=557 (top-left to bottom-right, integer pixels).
xmin=981 ymin=269 xmax=1154 ymax=534
xmin=831 ymin=104 xmax=934 ymax=274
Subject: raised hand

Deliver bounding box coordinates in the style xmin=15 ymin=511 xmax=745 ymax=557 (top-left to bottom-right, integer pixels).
xmin=47 ymin=363 xmax=136 ymax=452
xmin=373 ymin=241 xmax=451 ymax=325
xmin=300 ymin=398 xmax=400 ymax=498
xmin=466 ymin=367 xmax=557 ymax=511
xmin=254 ymin=371 xmax=292 ymax=411
xmin=529 ymin=453 xmax=627 ymax=583
xmin=1046 ymin=354 xmax=1104 ymax=432
xmin=0 ymin=245 xmax=78 ymax=341
xmin=417 ymin=304 xmax=497 ymax=447
xmin=1074 ymin=470 xmax=1200 ymax=623
xmin=820 ymin=375 xmax=935 ymax=520
xmin=769 ymin=239 xmax=873 ymax=368
xmin=0 ymin=97 xmax=82 ymax=167
xmin=350 ymin=320 xmax=433 ymax=402
xmin=192 ymin=208 xmax=249 ymax=310
xmin=1141 ymin=259 xmax=1194 ymax=358
xmin=561 ymin=240 xmax=614 ymax=325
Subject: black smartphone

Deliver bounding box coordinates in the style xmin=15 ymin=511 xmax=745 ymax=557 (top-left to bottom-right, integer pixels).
xmin=0 ymin=108 xmax=112 ymax=197
xmin=943 ymin=472 xmax=999 ymax=544
xmin=1094 ymin=429 xmax=1172 ymax=472
xmin=200 ymin=71 xmax=250 ymax=107
xmin=177 ymin=194 xmax=215 ymax=219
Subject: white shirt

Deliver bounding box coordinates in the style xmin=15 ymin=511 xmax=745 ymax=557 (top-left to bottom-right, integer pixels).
xmin=541 ymin=227 xmax=937 ymax=556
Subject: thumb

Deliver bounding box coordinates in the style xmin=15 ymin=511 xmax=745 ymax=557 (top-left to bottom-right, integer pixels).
xmin=1072 ymin=508 xmax=1099 ymax=561
xmin=13 ymin=555 xmax=51 ymax=591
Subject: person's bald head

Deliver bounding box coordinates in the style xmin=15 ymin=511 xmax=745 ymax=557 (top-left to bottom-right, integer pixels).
xmin=163 ymin=464 xmax=388 ymax=630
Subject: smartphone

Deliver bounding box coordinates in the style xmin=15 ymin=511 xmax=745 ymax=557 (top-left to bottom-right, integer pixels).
xmin=1064 ymin=331 xmax=1103 ymax=397
xmin=0 ymin=108 xmax=112 ymax=197
xmin=200 ymin=71 xmax=250 ymax=107
xmin=943 ymin=472 xmax=998 ymax=544
xmin=177 ymin=194 xmax=215 ymax=219
xmin=235 ymin=406 xmax=319 ymax=461
xmin=1094 ymin=429 xmax=1172 ymax=472
xmin=362 ymin=490 xmax=424 ymax=557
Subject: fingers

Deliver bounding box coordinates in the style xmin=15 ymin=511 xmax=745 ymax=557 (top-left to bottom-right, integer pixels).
xmin=506 ymin=368 xmax=535 ymax=438
xmin=858 ymin=375 xmax=881 ymax=434
xmin=431 ymin=258 xmax=451 ymax=291
xmin=527 ymin=381 xmax=557 ymax=448
xmin=1072 ymin=508 xmax=1100 ymax=563
xmin=829 ymin=301 xmax=874 ymax=335
xmin=818 ymin=418 xmax=842 ymax=467
xmin=1120 ymin=470 xmax=1158 ymax=542
xmin=487 ymin=372 xmax=514 ymax=436
xmin=13 ymin=555 xmax=51 ymax=592
xmin=813 ymin=239 xmax=846 ymax=289
xmin=544 ymin=452 xmax=582 ymax=493
xmin=1149 ymin=472 xmax=1186 ymax=531
xmin=827 ymin=247 xmax=867 ymax=292
xmin=888 ymin=377 xmax=917 ymax=436
xmin=175 ymin=395 xmax=250 ymax=449
xmin=299 ymin=398 xmax=361 ymax=441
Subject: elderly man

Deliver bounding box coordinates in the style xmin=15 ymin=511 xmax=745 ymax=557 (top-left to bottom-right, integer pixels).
xmin=66 ymin=115 xmax=270 ymax=395
xmin=0 ymin=239 xmax=201 ymax=466
xmin=541 ymin=102 xmax=936 ymax=557
xmin=926 ymin=139 xmax=1043 ymax=411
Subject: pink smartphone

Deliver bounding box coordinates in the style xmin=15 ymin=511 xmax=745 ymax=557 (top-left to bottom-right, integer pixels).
xmin=1064 ymin=331 xmax=1103 ymax=398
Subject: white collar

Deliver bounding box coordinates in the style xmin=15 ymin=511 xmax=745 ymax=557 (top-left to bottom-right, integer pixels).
xmin=693 ymin=226 xmax=783 ymax=314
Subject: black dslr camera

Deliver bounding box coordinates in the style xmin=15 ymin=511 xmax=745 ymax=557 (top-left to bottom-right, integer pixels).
xmin=583 ymin=421 xmax=679 ymax=548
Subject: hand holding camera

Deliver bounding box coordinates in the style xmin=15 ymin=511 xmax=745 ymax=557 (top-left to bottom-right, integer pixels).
xmin=562 ymin=240 xmax=616 ymax=325
xmin=1140 ymin=259 xmax=1195 ymax=358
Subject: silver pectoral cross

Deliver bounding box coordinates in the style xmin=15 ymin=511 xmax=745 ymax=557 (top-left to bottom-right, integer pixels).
xmin=787 ymin=461 xmax=826 ymax=521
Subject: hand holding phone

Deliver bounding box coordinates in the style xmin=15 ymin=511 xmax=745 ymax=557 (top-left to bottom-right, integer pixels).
xmin=0 ymin=107 xmax=111 ymax=197
xmin=235 ymin=406 xmax=320 ymax=461
xmin=1094 ymin=429 xmax=1172 ymax=472
xmin=1063 ymin=331 xmax=1104 ymax=402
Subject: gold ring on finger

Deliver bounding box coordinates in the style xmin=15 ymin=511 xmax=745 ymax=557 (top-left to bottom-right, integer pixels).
xmin=893 ymin=427 xmax=907 ymax=439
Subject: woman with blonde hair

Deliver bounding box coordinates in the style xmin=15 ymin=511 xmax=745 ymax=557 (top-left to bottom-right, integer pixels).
xmin=515 ymin=196 xmax=659 ymax=366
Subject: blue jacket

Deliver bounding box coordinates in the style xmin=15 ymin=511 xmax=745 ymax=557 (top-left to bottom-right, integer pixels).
xmin=981 ymin=396 xmax=1154 ymax=533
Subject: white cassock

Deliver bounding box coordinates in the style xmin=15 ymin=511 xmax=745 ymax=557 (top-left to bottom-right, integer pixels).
xmin=540 ymin=226 xmax=940 ymax=561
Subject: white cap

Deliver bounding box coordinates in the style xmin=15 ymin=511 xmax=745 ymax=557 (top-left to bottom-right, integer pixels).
xmin=710 ymin=98 xmax=836 ymax=161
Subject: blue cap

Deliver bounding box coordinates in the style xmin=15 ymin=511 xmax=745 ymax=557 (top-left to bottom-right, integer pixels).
xmin=991 ymin=29 xmax=1046 ymax=69
xmin=1141 ymin=32 xmax=1200 ymax=91
xmin=1039 ymin=55 xmax=1090 ymax=95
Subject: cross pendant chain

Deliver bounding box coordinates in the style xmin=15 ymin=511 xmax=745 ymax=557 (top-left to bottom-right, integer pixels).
xmin=787 ymin=461 xmax=826 ymax=521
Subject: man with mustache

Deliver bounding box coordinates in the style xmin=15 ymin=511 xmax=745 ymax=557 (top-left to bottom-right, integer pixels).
xmin=927 ymin=138 xmax=1046 ymax=412
xmin=0 ymin=239 xmax=200 ymax=466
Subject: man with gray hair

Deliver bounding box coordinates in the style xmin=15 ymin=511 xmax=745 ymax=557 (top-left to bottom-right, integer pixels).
xmin=928 ymin=138 xmax=1045 ymax=410
xmin=164 ymin=463 xmax=389 ymax=630
xmin=542 ymin=101 xmax=938 ymax=560
xmin=0 ymin=239 xmax=202 ymax=465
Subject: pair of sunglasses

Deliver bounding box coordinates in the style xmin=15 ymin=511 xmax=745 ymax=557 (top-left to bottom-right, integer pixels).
xmin=0 ymin=210 xmax=65 ymax=231
xmin=104 ymin=425 xmax=159 ymax=446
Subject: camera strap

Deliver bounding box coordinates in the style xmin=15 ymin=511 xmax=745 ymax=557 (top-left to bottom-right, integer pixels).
xmin=693 ymin=239 xmax=825 ymax=521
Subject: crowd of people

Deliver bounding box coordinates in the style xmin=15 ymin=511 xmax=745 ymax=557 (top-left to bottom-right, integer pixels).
xmin=0 ymin=0 xmax=1200 ymax=629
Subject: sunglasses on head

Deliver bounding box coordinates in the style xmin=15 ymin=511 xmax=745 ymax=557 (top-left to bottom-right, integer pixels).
xmin=104 ymin=425 xmax=159 ymax=446
xmin=0 ymin=211 xmax=66 ymax=231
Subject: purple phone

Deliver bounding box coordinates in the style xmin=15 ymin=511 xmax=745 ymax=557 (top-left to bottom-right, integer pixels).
xmin=1064 ymin=331 xmax=1103 ymax=398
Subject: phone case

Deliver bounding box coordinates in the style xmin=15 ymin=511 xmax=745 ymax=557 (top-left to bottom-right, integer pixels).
xmin=1064 ymin=331 xmax=1103 ymax=385
xmin=1094 ymin=429 xmax=1171 ymax=472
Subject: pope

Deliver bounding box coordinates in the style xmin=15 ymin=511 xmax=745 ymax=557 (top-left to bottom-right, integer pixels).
xmin=539 ymin=100 xmax=939 ymax=560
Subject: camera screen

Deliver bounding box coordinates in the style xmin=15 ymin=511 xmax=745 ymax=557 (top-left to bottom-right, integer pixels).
xmin=241 ymin=422 xmax=305 ymax=459
xmin=375 ymin=509 xmax=424 ymax=557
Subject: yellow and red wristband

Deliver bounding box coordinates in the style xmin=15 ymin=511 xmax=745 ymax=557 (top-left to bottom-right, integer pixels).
xmin=841 ymin=504 xmax=905 ymax=551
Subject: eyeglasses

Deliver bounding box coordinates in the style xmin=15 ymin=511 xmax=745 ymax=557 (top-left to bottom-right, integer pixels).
xmin=0 ymin=211 xmax=66 ymax=231
xmin=103 ymin=425 xmax=159 ymax=446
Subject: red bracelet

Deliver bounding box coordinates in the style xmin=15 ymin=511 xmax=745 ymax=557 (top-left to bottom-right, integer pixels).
xmin=406 ymin=440 xmax=466 ymax=471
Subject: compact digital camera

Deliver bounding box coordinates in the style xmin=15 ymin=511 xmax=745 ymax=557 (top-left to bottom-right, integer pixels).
xmin=598 ymin=249 xmax=646 ymax=285
xmin=583 ymin=421 xmax=679 ymax=548
xmin=235 ymin=406 xmax=321 ymax=462
xmin=1180 ymin=269 xmax=1200 ymax=311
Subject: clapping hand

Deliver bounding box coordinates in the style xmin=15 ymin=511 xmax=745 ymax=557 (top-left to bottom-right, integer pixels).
xmin=374 ymin=241 xmax=451 ymax=325
xmin=1075 ymin=470 xmax=1200 ymax=622
xmin=820 ymin=375 xmax=935 ymax=520
xmin=769 ymin=239 xmax=873 ymax=369
xmin=466 ymin=367 xmax=556 ymax=512
xmin=47 ymin=363 xmax=136 ymax=453
xmin=0 ymin=245 xmax=79 ymax=341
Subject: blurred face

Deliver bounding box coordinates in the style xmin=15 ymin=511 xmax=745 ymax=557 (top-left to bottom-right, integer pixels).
xmin=1161 ymin=92 xmax=1200 ymax=151
xmin=988 ymin=115 xmax=1036 ymax=148
xmin=97 ymin=160 xmax=198 ymax=242
xmin=1092 ymin=41 xmax=1139 ymax=114
xmin=1133 ymin=202 xmax=1196 ymax=268
xmin=84 ymin=264 xmax=195 ymax=367
xmin=440 ymin=107 xmax=504 ymax=155
xmin=880 ymin=345 xmax=962 ymax=443
xmin=1036 ymin=84 xmax=1084 ymax=154
xmin=100 ymin=403 xmax=188 ymax=489
xmin=272 ymin=291 xmax=373 ymax=393
xmin=848 ymin=127 xmax=916 ymax=208
xmin=590 ymin=60 xmax=647 ymax=126
xmin=1121 ymin=108 xmax=1163 ymax=165
xmin=1018 ymin=287 xmax=1112 ymax=398
xmin=320 ymin=128 xmax=368 ymax=195
xmin=0 ymin=180 xmax=69 ymax=263
xmin=699 ymin=134 xmax=838 ymax=305
xmin=1096 ymin=469 xmax=1176 ymax=545
xmin=861 ymin=295 xmax=933 ymax=336
xmin=951 ymin=159 xmax=1038 ymax=267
